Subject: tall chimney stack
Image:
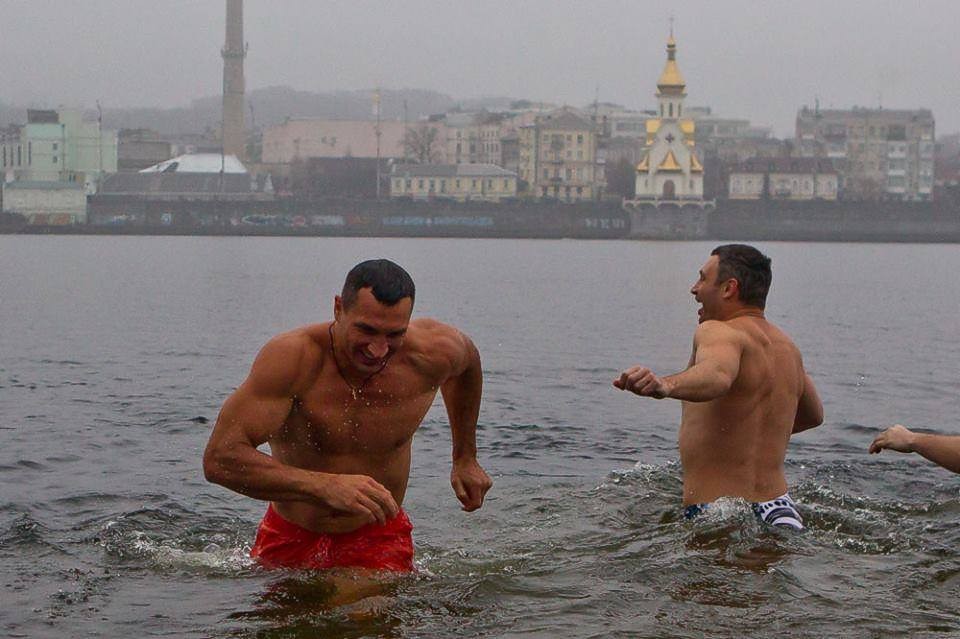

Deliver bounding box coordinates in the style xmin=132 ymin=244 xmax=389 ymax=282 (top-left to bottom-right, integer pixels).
xmin=221 ymin=0 xmax=246 ymax=160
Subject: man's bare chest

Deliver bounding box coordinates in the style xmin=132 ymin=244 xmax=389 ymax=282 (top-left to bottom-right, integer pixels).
xmin=281 ymin=372 xmax=440 ymax=455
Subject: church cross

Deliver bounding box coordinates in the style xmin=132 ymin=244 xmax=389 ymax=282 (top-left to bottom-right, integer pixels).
xmin=665 ymin=133 xmax=675 ymax=144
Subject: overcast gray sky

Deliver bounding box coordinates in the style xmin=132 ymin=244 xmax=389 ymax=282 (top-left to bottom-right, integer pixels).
xmin=1 ymin=0 xmax=957 ymax=136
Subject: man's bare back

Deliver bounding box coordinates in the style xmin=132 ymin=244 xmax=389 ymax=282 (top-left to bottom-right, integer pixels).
xmin=678 ymin=315 xmax=805 ymax=504
xmin=615 ymin=245 xmax=823 ymax=516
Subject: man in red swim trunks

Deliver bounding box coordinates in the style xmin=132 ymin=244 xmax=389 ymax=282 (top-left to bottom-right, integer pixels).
xmin=203 ymin=259 xmax=493 ymax=571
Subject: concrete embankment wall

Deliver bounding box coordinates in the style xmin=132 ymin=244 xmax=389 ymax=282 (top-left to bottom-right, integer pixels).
xmin=74 ymin=196 xmax=631 ymax=239
xmin=6 ymin=195 xmax=960 ymax=242
xmin=627 ymin=204 xmax=711 ymax=240
xmin=709 ymin=200 xmax=960 ymax=242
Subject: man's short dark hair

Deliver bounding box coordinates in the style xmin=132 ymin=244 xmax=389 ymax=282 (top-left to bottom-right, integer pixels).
xmin=710 ymin=244 xmax=772 ymax=308
xmin=341 ymin=259 xmax=416 ymax=309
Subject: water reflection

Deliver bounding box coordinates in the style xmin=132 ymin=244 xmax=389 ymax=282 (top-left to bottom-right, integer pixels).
xmin=231 ymin=571 xmax=406 ymax=638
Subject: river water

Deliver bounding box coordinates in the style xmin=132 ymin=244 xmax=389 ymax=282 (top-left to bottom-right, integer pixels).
xmin=1 ymin=236 xmax=959 ymax=638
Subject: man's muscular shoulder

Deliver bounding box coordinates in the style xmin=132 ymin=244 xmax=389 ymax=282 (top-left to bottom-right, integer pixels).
xmin=404 ymin=318 xmax=476 ymax=381
xmin=248 ymin=326 xmax=325 ymax=397
xmin=694 ymin=319 xmax=744 ymax=347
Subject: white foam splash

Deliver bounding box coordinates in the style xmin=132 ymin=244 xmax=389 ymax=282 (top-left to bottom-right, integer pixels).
xmin=127 ymin=532 xmax=255 ymax=572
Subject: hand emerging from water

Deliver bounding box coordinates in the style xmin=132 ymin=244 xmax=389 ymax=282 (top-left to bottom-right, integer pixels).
xmin=869 ymin=424 xmax=916 ymax=454
xmin=613 ymin=366 xmax=671 ymax=399
xmin=451 ymin=457 xmax=493 ymax=512
xmin=315 ymin=473 xmax=399 ymax=525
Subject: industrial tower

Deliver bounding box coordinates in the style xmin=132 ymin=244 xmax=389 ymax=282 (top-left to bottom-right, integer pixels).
xmin=221 ymin=0 xmax=246 ymax=160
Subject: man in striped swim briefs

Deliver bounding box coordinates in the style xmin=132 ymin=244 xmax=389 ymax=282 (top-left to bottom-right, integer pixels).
xmin=615 ymin=245 xmax=824 ymax=530
xmin=683 ymin=493 xmax=804 ymax=530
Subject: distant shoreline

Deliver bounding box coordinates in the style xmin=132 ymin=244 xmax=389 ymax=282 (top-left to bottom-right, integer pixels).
xmin=3 ymin=196 xmax=959 ymax=242
xmin=4 ymin=224 xmax=960 ymax=243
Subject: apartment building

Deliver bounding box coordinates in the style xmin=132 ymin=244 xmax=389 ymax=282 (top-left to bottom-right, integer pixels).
xmin=796 ymin=106 xmax=934 ymax=201
xmin=518 ymin=108 xmax=604 ymax=201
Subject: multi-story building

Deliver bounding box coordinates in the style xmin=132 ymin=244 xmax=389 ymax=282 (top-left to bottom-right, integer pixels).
xmin=600 ymin=106 xmax=658 ymax=140
xmin=934 ymin=133 xmax=960 ymax=201
xmin=440 ymin=112 xmax=508 ymax=166
xmin=518 ymin=107 xmax=604 ymax=201
xmin=117 ymin=129 xmax=173 ymax=171
xmin=728 ymin=157 xmax=838 ymax=200
xmin=686 ymin=107 xmax=775 ymax=162
xmin=796 ymin=106 xmax=935 ymax=201
xmin=0 ymin=109 xmax=117 ymax=193
xmin=390 ymin=163 xmax=517 ymax=202
xmin=438 ymin=110 xmax=547 ymax=168
xmin=262 ymin=119 xmax=415 ymax=164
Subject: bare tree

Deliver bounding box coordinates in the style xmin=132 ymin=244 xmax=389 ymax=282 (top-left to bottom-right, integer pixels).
xmin=605 ymin=157 xmax=636 ymax=198
xmin=402 ymin=125 xmax=442 ymax=164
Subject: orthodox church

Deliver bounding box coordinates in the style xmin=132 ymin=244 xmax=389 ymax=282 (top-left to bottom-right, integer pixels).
xmin=634 ymin=33 xmax=704 ymax=201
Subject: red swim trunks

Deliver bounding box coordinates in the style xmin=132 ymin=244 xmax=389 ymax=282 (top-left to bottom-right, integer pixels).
xmin=250 ymin=504 xmax=414 ymax=572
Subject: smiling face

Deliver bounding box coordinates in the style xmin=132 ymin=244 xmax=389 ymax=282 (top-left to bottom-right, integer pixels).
xmin=333 ymin=287 xmax=413 ymax=375
xmin=690 ymin=254 xmax=735 ymax=323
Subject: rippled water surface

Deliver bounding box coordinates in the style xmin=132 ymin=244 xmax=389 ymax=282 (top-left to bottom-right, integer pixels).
xmin=2 ymin=236 xmax=959 ymax=638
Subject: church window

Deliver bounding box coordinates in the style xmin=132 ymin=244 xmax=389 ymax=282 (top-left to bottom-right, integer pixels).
xmin=669 ymin=103 xmax=674 ymax=118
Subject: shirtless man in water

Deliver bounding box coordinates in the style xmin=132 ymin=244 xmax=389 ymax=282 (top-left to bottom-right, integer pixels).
xmin=614 ymin=244 xmax=824 ymax=529
xmin=204 ymin=259 xmax=492 ymax=571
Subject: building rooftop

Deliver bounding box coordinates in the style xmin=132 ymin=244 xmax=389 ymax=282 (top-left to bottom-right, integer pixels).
xmin=101 ymin=172 xmax=251 ymax=194
xmin=392 ymin=163 xmax=517 ymax=178
xmin=3 ymin=180 xmax=84 ymax=190
xmin=140 ymin=153 xmax=247 ymax=174
xmin=535 ymin=109 xmax=594 ymax=131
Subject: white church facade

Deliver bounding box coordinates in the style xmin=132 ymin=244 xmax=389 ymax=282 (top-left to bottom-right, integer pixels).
xmin=633 ymin=34 xmax=705 ymax=203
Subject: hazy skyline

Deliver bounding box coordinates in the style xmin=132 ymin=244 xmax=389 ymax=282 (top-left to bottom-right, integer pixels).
xmin=2 ymin=0 xmax=957 ymax=136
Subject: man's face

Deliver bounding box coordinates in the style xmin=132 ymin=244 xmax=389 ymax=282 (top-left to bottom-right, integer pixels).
xmin=335 ymin=287 xmax=413 ymax=374
xmin=690 ymin=255 xmax=725 ymax=323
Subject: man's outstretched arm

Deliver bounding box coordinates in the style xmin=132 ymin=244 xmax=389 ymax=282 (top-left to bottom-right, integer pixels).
xmin=614 ymin=321 xmax=742 ymax=402
xmin=793 ymin=373 xmax=824 ymax=434
xmin=438 ymin=328 xmax=493 ymax=512
xmin=869 ymin=424 xmax=960 ymax=474
xmin=203 ymin=333 xmax=398 ymax=524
